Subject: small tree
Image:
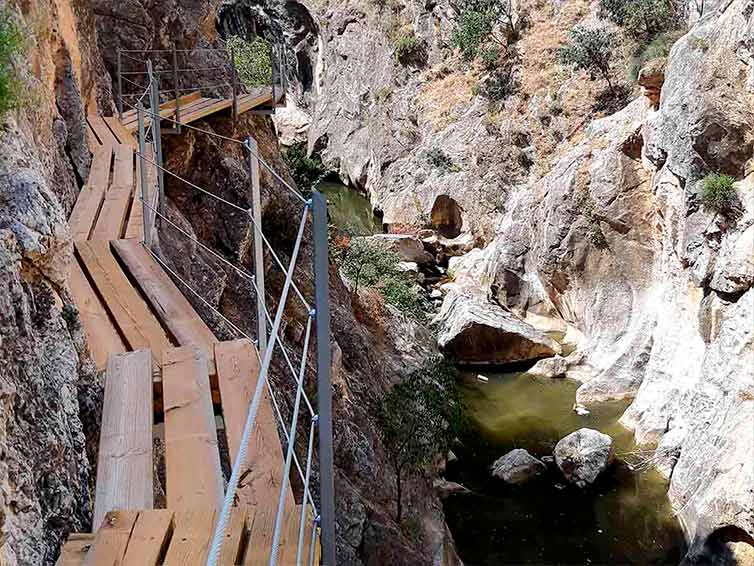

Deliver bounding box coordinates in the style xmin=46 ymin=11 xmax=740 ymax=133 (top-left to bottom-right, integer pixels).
xmin=600 ymin=0 xmax=676 ymax=38
xmin=380 ymin=358 xmax=465 ymax=523
xmin=282 ymin=143 xmax=329 ymax=196
xmin=340 ymin=239 xmax=400 ymax=294
xmin=558 ymin=25 xmax=619 ymax=94
xmin=700 ymin=173 xmax=736 ymax=213
xmin=227 ymin=35 xmax=272 ymax=88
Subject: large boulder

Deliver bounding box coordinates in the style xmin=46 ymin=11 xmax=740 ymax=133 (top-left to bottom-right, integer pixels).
xmin=491 ymin=449 xmax=547 ymax=484
xmin=436 ymin=292 xmax=561 ymax=364
xmin=554 ymin=428 xmax=615 ymax=487
xmin=528 ymin=355 xmax=568 ymax=378
xmin=360 ymin=234 xmax=435 ymax=265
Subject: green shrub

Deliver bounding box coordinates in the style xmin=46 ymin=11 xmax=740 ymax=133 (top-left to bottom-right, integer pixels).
xmin=381 ymin=277 xmax=427 ymax=319
xmin=394 ymin=29 xmax=427 ymax=66
xmin=627 ymin=31 xmax=677 ymax=81
xmin=477 ymin=59 xmax=518 ymax=102
xmin=599 ymin=0 xmax=676 ymax=39
xmin=228 ymin=35 xmax=272 ymax=87
xmin=480 ymin=44 xmax=501 ymax=70
xmin=340 ymin=238 xmax=401 ymax=293
xmin=0 ymin=11 xmax=25 ymax=119
xmin=558 ymin=25 xmax=619 ymax=93
xmin=282 ymin=143 xmax=329 ymax=197
xmin=452 ymin=6 xmax=498 ymax=60
xmin=700 ymin=173 xmax=736 ymax=213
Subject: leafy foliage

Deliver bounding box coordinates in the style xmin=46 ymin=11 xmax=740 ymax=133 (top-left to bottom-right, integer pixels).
xmin=599 ymin=0 xmax=676 ymax=38
xmin=627 ymin=31 xmax=678 ymax=81
xmin=424 ymin=146 xmax=453 ymax=172
xmin=700 ymin=173 xmax=736 ymax=213
xmin=558 ymin=25 xmax=619 ymax=93
xmin=394 ymin=29 xmax=427 ymax=66
xmin=452 ymin=0 xmax=520 ymax=60
xmin=282 ymin=143 xmax=329 ymax=197
xmin=380 ymin=357 xmax=466 ymax=521
xmin=475 ymin=58 xmax=518 ymax=102
xmin=0 ymin=11 xmax=25 ymax=119
xmin=228 ymin=35 xmax=272 ymax=88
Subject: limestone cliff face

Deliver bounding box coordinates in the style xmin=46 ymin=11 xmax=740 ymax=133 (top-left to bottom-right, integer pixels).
xmin=291 ymin=0 xmax=754 ymax=561
xmin=0 ymin=0 xmax=110 ymax=563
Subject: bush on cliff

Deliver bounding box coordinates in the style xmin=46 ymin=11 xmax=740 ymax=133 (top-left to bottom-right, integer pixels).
xmin=0 ymin=11 xmax=24 ymax=119
xmin=700 ymin=173 xmax=737 ymax=214
xmin=228 ymin=35 xmax=272 ymax=88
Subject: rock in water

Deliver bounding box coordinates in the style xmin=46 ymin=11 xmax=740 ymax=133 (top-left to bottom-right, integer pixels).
xmin=554 ymin=429 xmax=615 ymax=487
xmin=433 ymin=479 xmax=471 ymax=499
xmin=528 ymin=355 xmax=568 ymax=378
xmin=491 ymin=449 xmax=547 ymax=484
xmin=358 ymin=234 xmax=435 ymax=265
xmin=436 ymin=291 xmax=561 ymax=364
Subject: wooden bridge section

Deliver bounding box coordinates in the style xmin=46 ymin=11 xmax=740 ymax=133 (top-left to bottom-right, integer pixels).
xmin=58 ymin=97 xmax=311 ymax=564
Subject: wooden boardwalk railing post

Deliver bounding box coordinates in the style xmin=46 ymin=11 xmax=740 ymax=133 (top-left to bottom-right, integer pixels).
xmin=230 ymin=46 xmax=238 ymax=124
xmin=172 ymin=43 xmax=181 ymax=133
xmin=117 ymin=49 xmax=123 ymax=121
xmin=136 ymin=102 xmax=151 ymax=247
xmin=246 ymin=136 xmax=267 ymax=352
xmin=147 ymin=60 xmax=165 ymax=227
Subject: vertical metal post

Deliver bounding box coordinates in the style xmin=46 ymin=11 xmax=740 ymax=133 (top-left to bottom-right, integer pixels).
xmin=312 ymin=189 xmax=335 ymax=566
xmin=270 ymin=42 xmax=276 ymax=109
xmin=230 ymin=45 xmax=238 ymax=124
xmin=172 ymin=43 xmax=181 ymax=133
xmin=148 ymin=60 xmax=165 ymax=226
xmin=136 ymin=102 xmax=151 ymax=248
xmin=246 ymin=136 xmax=267 ymax=353
xmin=116 ymin=49 xmax=123 ymax=121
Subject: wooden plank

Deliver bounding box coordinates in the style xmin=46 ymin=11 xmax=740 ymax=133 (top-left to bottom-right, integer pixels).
xmin=89 ymin=115 xmax=120 ymax=148
xmin=84 ymin=510 xmax=139 ymax=566
xmin=244 ymin=507 xmax=274 ymax=565
xmin=123 ymin=92 xmax=202 ymax=129
xmin=124 ymin=170 xmax=143 ymax=240
xmin=237 ymin=89 xmax=274 ymax=115
xmin=89 ymin=145 xmax=113 ymax=190
xmin=69 ymin=259 xmax=127 ymax=371
xmin=121 ymin=510 xmax=174 ymax=566
xmin=93 ymin=349 xmax=153 ymax=529
xmin=215 ymin=339 xmax=291 ymax=510
xmin=76 ymin=241 xmax=172 ymax=366
xmin=162 ymin=347 xmax=223 ymax=510
xmin=56 ymin=533 xmax=95 ymax=566
xmin=69 ymin=185 xmax=106 ymax=242
xmin=276 ymin=505 xmax=305 ymax=566
xmin=91 ymin=185 xmax=132 ymax=241
xmin=68 ymin=145 xmax=112 ymax=240
xmin=162 ymin=509 xmax=215 ymax=566
xmin=112 ymin=239 xmax=218 ymax=374
xmin=220 ymin=508 xmax=248 ymax=566
xmin=112 ymin=144 xmax=134 ymax=190
xmin=181 ymin=98 xmax=233 ymax=125
xmin=104 ymin=117 xmax=137 ymax=148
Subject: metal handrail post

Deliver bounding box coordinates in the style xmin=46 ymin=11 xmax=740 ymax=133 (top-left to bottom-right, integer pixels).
xmin=136 ymin=102 xmax=151 ymax=247
xmin=230 ymin=45 xmax=238 ymax=123
xmin=172 ymin=43 xmax=181 ymax=133
xmin=116 ymin=49 xmax=123 ymax=120
xmin=270 ymin=42 xmax=276 ymax=110
xmin=246 ymin=136 xmax=267 ymax=352
xmin=148 ymin=60 xmax=166 ymax=226
xmin=312 ymin=189 xmax=335 ymax=565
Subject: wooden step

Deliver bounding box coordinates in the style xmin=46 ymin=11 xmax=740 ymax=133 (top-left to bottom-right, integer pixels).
xmin=88 ymin=115 xmax=120 ymax=148
xmin=112 ymin=144 xmax=134 ymax=190
xmin=162 ymin=346 xmax=223 ymax=510
xmin=104 ymin=117 xmax=137 ymax=147
xmin=69 ymin=258 xmax=127 ymax=372
xmin=215 ymin=339 xmax=292 ymax=511
xmin=93 ymin=349 xmax=154 ymax=529
xmin=76 ymin=240 xmax=173 ymax=368
xmin=91 ymin=185 xmax=132 ymax=241
xmin=62 ymin=506 xmax=318 ymax=565
xmin=112 ymin=239 xmax=219 ymax=375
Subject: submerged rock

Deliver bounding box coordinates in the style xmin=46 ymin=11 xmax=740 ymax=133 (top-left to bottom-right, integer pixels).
xmin=436 ymin=292 xmax=561 ymax=364
xmin=491 ymin=449 xmax=547 ymax=484
xmin=554 ymin=428 xmax=615 ymax=487
xmin=528 ymin=355 xmax=568 ymax=378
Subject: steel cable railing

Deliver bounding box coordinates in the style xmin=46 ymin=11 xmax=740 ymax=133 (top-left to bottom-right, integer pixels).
xmin=131 ymin=57 xmax=334 ymax=566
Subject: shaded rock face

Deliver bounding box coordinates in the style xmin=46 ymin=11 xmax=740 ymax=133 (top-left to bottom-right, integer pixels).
xmin=436 ymin=292 xmax=561 ymax=365
xmin=527 ymin=356 xmax=568 ymax=378
xmin=491 ymin=449 xmax=546 ymax=485
xmin=0 ymin=1 xmax=109 ymax=564
xmin=361 ymin=234 xmax=435 ymax=265
xmin=431 ymin=195 xmax=463 ymax=238
xmin=554 ymin=428 xmax=614 ymax=488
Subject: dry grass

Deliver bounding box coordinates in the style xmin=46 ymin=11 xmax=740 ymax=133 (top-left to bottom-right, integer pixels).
xmin=418 ymin=68 xmax=476 ymax=130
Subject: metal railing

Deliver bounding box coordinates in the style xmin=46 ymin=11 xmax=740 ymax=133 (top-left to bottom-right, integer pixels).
xmin=116 ymin=38 xmax=286 ymax=127
xmin=132 ymin=60 xmax=334 ymax=566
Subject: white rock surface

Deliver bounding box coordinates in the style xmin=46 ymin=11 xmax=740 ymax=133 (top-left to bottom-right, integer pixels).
xmin=554 ymin=429 xmax=615 ymax=487
xmin=491 ymin=449 xmax=547 ymax=484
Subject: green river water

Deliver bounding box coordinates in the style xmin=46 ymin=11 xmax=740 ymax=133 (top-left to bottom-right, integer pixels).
xmin=317 ymin=181 xmax=382 ymax=235
xmin=444 ymin=371 xmax=687 ymax=565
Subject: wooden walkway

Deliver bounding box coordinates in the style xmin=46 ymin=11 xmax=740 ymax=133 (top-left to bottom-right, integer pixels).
xmin=119 ymin=86 xmax=281 ymax=133
xmin=59 ymin=99 xmax=308 ymax=564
